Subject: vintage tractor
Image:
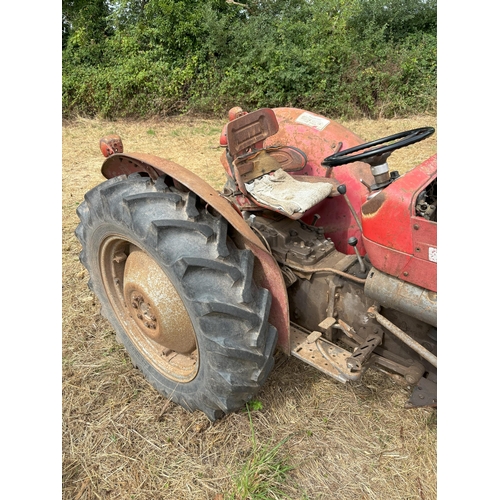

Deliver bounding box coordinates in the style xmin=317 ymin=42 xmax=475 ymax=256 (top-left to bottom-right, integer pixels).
xmin=76 ymin=106 xmax=437 ymax=421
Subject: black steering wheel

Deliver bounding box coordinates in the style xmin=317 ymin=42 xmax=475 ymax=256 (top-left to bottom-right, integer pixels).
xmin=322 ymin=127 xmax=435 ymax=167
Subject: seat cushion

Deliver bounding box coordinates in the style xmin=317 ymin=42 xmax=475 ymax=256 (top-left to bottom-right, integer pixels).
xmin=245 ymin=169 xmax=333 ymax=216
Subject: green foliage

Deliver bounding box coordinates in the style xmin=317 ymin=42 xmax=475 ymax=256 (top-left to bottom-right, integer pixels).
xmin=228 ymin=406 xmax=292 ymax=499
xmin=246 ymin=399 xmax=263 ymax=412
xmin=62 ymin=54 xmax=200 ymax=117
xmin=62 ymin=0 xmax=111 ymax=51
xmin=347 ymin=0 xmax=437 ymax=42
xmin=62 ymin=0 xmax=436 ymax=119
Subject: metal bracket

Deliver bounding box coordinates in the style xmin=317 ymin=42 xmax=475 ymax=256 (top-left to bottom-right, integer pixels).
xmin=345 ymin=333 xmax=382 ymax=371
xmin=405 ymin=376 xmax=437 ymax=408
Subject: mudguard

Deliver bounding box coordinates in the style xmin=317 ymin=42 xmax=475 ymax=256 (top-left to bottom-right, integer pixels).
xmin=101 ymin=152 xmax=291 ymax=353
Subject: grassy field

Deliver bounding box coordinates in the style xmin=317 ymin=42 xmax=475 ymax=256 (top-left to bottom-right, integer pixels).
xmin=62 ymin=113 xmax=437 ymax=500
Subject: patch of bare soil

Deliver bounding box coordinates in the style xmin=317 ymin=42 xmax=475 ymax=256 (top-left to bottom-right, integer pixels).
xmin=62 ymin=113 xmax=437 ymax=500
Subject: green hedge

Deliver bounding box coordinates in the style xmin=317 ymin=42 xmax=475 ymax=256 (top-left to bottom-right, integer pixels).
xmin=62 ymin=0 xmax=436 ymax=119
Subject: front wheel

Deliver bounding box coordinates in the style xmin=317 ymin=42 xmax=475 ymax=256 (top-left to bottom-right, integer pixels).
xmin=75 ymin=173 xmax=278 ymax=420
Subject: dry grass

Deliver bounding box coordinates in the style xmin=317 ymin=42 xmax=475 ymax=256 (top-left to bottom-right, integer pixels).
xmin=62 ymin=113 xmax=437 ymax=500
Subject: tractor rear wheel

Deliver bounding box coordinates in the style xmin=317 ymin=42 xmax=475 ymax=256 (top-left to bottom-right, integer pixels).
xmin=75 ymin=173 xmax=277 ymax=420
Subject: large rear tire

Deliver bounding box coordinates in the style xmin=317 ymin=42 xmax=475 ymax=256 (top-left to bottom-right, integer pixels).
xmin=75 ymin=173 xmax=278 ymax=421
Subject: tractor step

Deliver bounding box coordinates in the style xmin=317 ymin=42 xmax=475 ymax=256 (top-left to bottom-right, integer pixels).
xmin=290 ymin=324 xmax=363 ymax=383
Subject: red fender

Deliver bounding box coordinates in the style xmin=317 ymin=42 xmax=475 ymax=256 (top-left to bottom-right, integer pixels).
xmin=101 ymin=152 xmax=291 ymax=353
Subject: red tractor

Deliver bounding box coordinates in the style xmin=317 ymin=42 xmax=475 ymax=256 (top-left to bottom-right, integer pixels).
xmin=76 ymin=107 xmax=437 ymax=421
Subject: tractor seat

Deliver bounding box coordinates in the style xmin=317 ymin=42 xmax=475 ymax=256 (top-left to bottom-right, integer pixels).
xmin=245 ymin=168 xmax=332 ymax=217
xmin=225 ymin=108 xmax=333 ymax=218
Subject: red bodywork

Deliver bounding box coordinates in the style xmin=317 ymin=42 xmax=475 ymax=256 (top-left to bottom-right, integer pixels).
xmin=361 ymin=155 xmax=437 ymax=292
xmin=222 ymin=107 xmax=437 ymax=291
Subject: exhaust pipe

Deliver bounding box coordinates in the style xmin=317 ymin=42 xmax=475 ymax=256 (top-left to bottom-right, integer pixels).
xmin=364 ymin=268 xmax=437 ymax=328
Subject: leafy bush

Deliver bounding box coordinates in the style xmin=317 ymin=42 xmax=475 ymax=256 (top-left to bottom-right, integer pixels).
xmin=62 ymin=0 xmax=436 ymax=119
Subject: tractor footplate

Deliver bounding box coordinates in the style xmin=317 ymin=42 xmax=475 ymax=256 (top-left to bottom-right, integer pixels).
xmin=290 ymin=325 xmax=362 ymax=383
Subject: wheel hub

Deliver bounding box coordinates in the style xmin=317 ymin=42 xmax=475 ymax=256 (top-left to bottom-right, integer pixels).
xmin=123 ymin=248 xmax=197 ymax=354
xmin=130 ymin=291 xmax=158 ymax=330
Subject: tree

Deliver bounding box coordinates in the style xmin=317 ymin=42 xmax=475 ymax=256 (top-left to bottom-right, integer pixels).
xmin=62 ymin=0 xmax=111 ymax=50
xmin=347 ymin=0 xmax=437 ymax=41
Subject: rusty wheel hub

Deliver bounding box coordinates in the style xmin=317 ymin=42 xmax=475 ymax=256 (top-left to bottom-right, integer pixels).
xmin=100 ymin=237 xmax=199 ymax=383
xmin=129 ymin=291 xmax=158 ymax=331
xmin=123 ymin=249 xmax=197 ymax=354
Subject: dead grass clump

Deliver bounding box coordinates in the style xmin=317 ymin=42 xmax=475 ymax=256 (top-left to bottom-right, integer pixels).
xmin=63 ymin=114 xmax=437 ymax=500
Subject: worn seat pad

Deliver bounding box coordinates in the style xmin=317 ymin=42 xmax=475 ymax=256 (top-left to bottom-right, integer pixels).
xmin=245 ymin=168 xmax=333 ymax=216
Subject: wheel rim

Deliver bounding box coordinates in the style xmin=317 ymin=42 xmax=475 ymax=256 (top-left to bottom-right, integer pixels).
xmin=99 ymin=236 xmax=199 ymax=383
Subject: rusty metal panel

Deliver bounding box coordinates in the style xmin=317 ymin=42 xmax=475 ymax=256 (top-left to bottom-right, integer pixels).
xmin=226 ymin=108 xmax=279 ymax=156
xmin=406 ymin=376 xmax=437 ymax=408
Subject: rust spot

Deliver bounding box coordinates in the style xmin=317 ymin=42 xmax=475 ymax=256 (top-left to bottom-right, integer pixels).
xmin=361 ymin=191 xmax=386 ymax=216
